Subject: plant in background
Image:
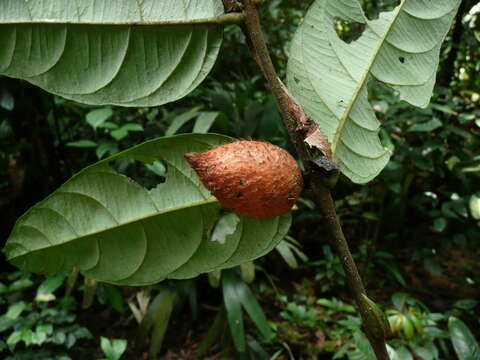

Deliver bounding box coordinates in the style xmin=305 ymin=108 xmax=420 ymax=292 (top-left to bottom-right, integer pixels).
xmin=311 ymin=245 xmax=346 ymax=292
xmin=126 ymin=280 xmax=197 ymax=359
xmin=274 ymin=295 xmax=362 ymax=358
xmin=0 ymin=272 xmax=92 ymax=360
xmin=199 ymin=268 xmax=274 ymax=358
xmin=0 ymin=0 xmax=467 ymax=359
xmin=279 ymin=297 xmax=318 ymax=328
xmin=386 ymin=295 xmax=448 ymax=359
xmin=332 ymin=292 xmax=480 ymax=360
xmin=275 ymin=235 xmax=308 ymax=270
xmin=97 ymin=337 xmax=127 ymax=360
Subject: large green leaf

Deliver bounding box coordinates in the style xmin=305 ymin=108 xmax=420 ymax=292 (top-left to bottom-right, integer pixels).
xmin=0 ymin=0 xmax=225 ymax=106
xmin=3 ymin=134 xmax=291 ymax=286
xmin=287 ymin=0 xmax=460 ymax=183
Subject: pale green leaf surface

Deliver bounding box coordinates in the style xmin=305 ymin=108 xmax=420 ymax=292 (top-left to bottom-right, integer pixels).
xmin=4 ymin=134 xmax=291 ymax=286
xmin=0 ymin=0 xmax=224 ymax=107
xmin=287 ymin=0 xmax=460 ymax=183
xmin=86 ymin=108 xmax=113 ymax=129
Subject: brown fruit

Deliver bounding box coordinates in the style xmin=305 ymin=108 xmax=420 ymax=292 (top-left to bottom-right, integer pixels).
xmin=185 ymin=140 xmax=303 ymax=218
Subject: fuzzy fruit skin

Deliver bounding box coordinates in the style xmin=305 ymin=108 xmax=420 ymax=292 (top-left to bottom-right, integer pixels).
xmin=185 ymin=140 xmax=303 ymax=218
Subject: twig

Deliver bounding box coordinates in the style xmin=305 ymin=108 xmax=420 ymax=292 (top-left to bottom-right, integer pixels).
xmin=241 ymin=1 xmax=390 ymax=359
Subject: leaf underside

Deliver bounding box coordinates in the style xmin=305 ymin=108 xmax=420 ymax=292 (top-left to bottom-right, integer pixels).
xmin=287 ymin=0 xmax=460 ymax=183
xmin=4 ymin=134 xmax=291 ymax=286
xmin=0 ymin=0 xmax=225 ymax=106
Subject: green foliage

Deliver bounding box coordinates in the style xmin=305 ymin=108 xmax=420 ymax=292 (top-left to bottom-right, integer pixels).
xmin=381 ymin=293 xmax=480 ymax=360
xmin=311 ymin=245 xmax=346 ymax=291
xmin=98 ymin=337 xmax=127 ymax=360
xmin=222 ymin=269 xmax=274 ymax=353
xmin=0 ymin=272 xmax=92 ymax=360
xmin=4 ymin=134 xmax=291 ymax=285
xmin=448 ymin=317 xmax=480 ymax=360
xmin=280 ymin=300 xmax=317 ymax=328
xmin=140 ymin=289 xmax=177 ymax=359
xmin=0 ymin=0 xmax=478 ymax=359
xmin=275 ymin=236 xmax=308 ymax=269
xmin=287 ymin=0 xmax=460 ymax=183
xmin=197 ymin=268 xmax=275 ymax=358
xmin=0 ymin=0 xmax=224 ymax=106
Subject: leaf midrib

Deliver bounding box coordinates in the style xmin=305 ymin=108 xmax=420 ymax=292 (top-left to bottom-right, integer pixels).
xmin=330 ymin=1 xmax=405 ymax=155
xmin=8 ymin=198 xmax=218 ymax=260
xmin=0 ymin=15 xmax=233 ymax=26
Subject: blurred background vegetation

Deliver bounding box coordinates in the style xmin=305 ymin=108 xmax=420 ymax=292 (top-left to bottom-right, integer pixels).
xmin=0 ymin=0 xmax=479 ymax=359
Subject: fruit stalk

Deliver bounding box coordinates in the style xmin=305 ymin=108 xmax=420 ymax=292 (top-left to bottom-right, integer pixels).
xmin=241 ymin=1 xmax=391 ymax=359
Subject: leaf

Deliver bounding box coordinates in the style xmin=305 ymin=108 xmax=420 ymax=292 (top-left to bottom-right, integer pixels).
xmin=193 ymin=112 xmax=222 ymax=133
xmin=145 ymin=161 xmax=167 ymax=178
xmin=276 ymin=239 xmax=300 ymax=269
xmin=413 ymin=345 xmax=435 ymax=360
xmin=0 ymin=0 xmax=225 ymax=107
xmin=0 ymin=87 xmax=14 ymax=111
xmin=165 ymin=107 xmax=201 ymax=136
xmin=198 ymin=308 xmax=227 ymax=357
xmin=376 ymin=259 xmax=406 ymax=286
xmin=391 ymin=293 xmax=408 ymax=311
xmin=433 ymin=217 xmax=447 ymax=233
xmin=96 ymin=142 xmax=119 ymax=160
xmin=142 ymin=290 xmax=177 ymax=359
xmin=208 ymin=269 xmax=222 ymax=288
xmin=35 ymin=273 xmax=66 ymax=301
xmin=104 ymin=284 xmax=125 ymax=313
xmin=82 ymin=277 xmax=98 ymax=309
xmin=177 ymin=279 xmax=198 ymax=320
xmin=31 ymin=326 xmax=48 ymax=345
xmin=454 ymin=299 xmax=478 ymax=311
xmin=287 ymin=0 xmax=460 ymax=183
xmin=448 ymin=317 xmax=480 ymax=360
xmin=8 ymin=278 xmax=34 ymax=292
xmin=5 ymin=301 xmax=27 ymax=319
xmin=100 ymin=337 xmax=127 ymax=360
xmin=223 ymin=271 xmax=273 ymax=344
xmin=237 ymin=283 xmax=273 ymax=341
xmin=469 ymin=195 xmax=480 ymax=220
xmin=240 ymin=261 xmax=255 ymax=284
xmin=4 ymin=134 xmax=291 ymax=286
xmin=276 ymin=237 xmax=307 ymax=269
xmin=66 ymin=140 xmax=97 ymax=148
xmin=110 ymin=123 xmax=144 ymax=140
xmin=349 ymin=330 xmax=376 ymax=360
xmin=222 ymin=272 xmax=245 ymax=352
xmin=395 ymin=347 xmax=413 ymax=360
xmin=408 ymin=118 xmax=443 ymax=132
xmin=36 ymin=273 xmax=66 ymax=296
xmin=86 ymin=108 xmax=113 ymax=129
xmin=247 ymin=336 xmax=270 ymax=360
xmin=7 ymin=330 xmax=24 ymax=347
